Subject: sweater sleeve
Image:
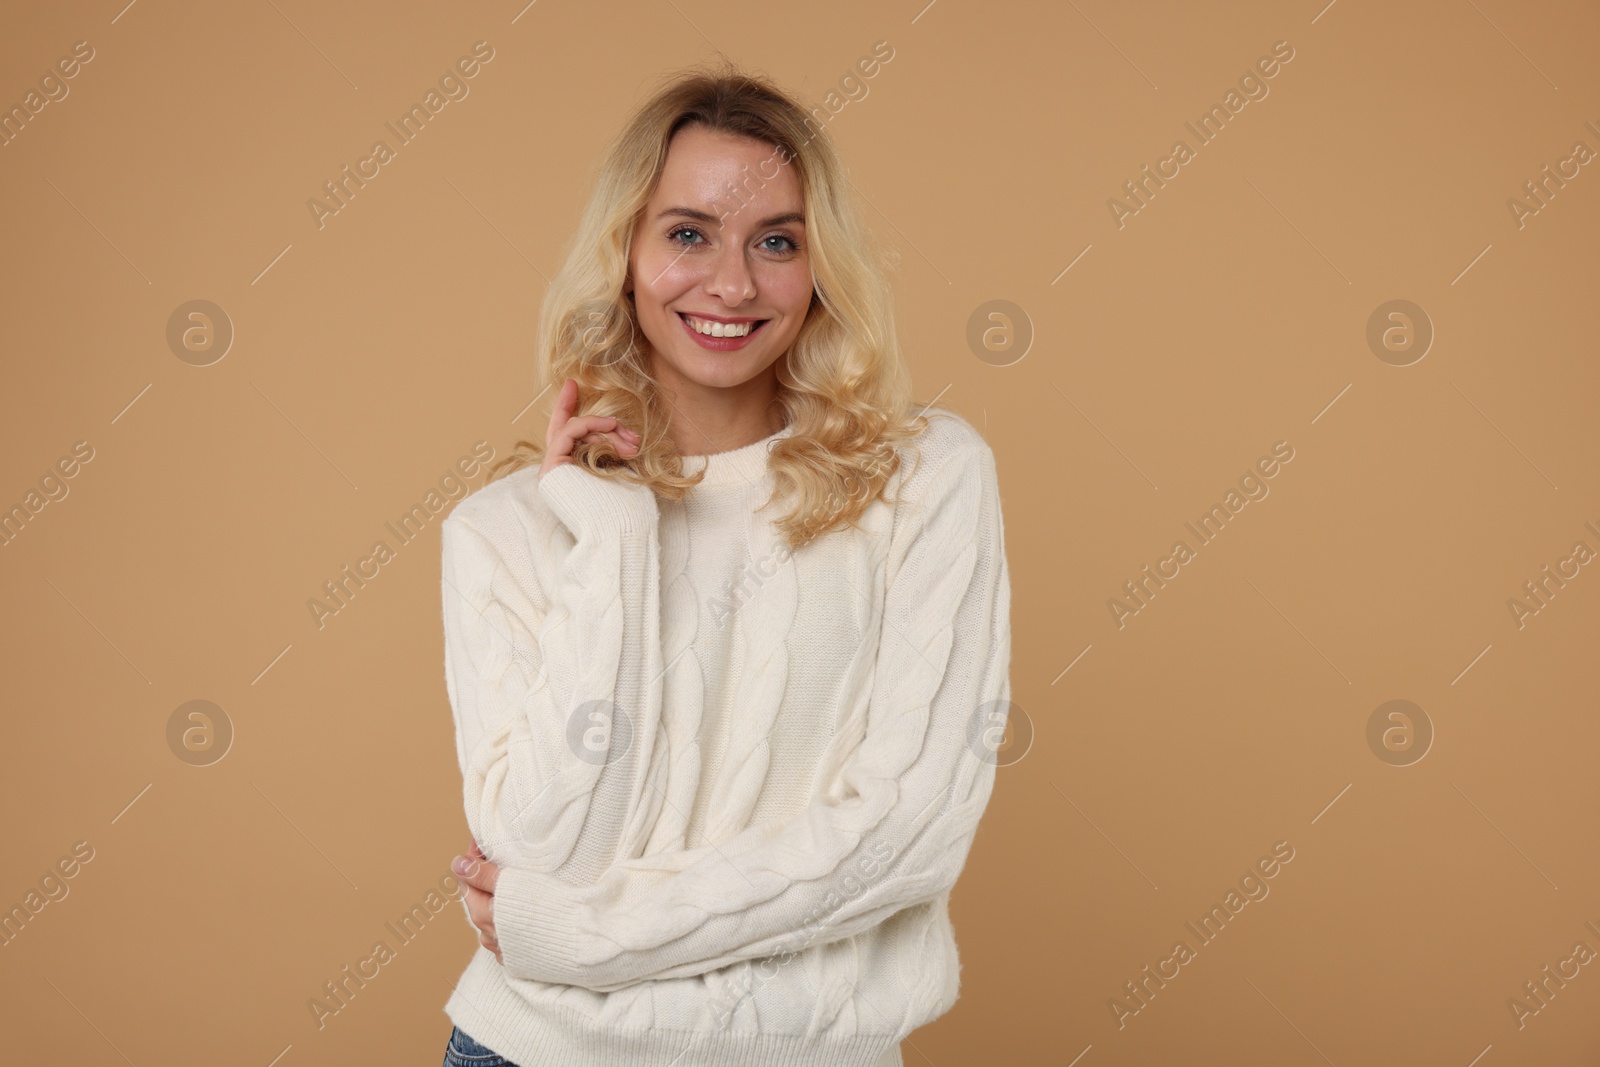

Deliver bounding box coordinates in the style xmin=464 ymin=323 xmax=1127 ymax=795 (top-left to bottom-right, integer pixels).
xmin=440 ymin=460 xmax=665 ymax=884
xmin=490 ymin=438 xmax=1013 ymax=992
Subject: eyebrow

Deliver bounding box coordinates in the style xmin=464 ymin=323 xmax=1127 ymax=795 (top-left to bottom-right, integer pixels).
xmin=655 ymin=206 xmax=805 ymax=228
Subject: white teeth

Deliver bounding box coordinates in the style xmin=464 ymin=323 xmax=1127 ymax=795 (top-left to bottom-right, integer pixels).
xmin=684 ymin=314 xmax=756 ymax=338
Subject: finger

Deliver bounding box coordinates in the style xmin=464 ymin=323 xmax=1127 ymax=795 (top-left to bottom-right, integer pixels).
xmin=466 ymin=891 xmax=495 ymax=935
xmin=559 ymin=415 xmax=637 ymax=449
xmin=577 ymin=429 xmax=641 ymax=455
xmin=544 ymin=379 xmax=574 ymax=457
xmin=546 ymin=419 xmax=640 ymax=471
xmin=463 ymin=886 xmax=490 ymax=929
xmin=469 ymin=855 xmax=500 ymax=894
xmin=581 ymin=423 xmax=642 ymax=444
xmin=547 ymin=379 xmax=578 ymax=447
xmin=540 ymin=385 xmax=643 ymax=478
xmin=454 ymin=854 xmax=495 ymax=891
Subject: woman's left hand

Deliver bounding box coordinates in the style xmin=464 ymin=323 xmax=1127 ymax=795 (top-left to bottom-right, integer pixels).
xmin=454 ymin=842 xmax=503 ymax=964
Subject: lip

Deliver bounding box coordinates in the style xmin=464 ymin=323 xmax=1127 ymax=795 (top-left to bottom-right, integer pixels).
xmin=678 ymin=311 xmax=765 ymax=324
xmin=677 ymin=311 xmax=769 ymax=351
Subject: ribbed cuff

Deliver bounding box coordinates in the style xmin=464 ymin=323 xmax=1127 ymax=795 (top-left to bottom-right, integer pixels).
xmin=492 ymin=863 xmax=591 ymax=986
xmin=537 ymin=461 xmax=658 ymax=536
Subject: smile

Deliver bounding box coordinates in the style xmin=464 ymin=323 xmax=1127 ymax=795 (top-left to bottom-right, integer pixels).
xmin=677 ymin=312 xmax=769 ymax=351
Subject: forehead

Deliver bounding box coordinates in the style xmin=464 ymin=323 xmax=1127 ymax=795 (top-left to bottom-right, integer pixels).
xmin=650 ymin=124 xmax=803 ymax=217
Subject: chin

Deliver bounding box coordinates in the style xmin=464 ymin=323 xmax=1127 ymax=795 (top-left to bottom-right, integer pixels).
xmin=679 ymin=361 xmax=762 ymax=389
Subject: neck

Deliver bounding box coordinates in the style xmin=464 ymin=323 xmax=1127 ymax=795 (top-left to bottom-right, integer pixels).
xmin=651 ymin=361 xmax=787 ymax=456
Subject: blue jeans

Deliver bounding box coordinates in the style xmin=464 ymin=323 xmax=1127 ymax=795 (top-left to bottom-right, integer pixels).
xmin=442 ymin=1025 xmax=523 ymax=1067
xmin=443 ymin=1023 xmax=903 ymax=1066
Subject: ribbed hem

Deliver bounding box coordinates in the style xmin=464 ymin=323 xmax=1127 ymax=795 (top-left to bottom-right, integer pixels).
xmin=445 ymin=949 xmax=902 ymax=1067
xmin=491 ymin=864 xmax=588 ymax=987
xmin=679 ymin=423 xmax=795 ymax=487
xmin=537 ymin=461 xmax=658 ymax=535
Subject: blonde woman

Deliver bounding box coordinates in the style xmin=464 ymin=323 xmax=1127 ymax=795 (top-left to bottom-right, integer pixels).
xmin=437 ymin=63 xmax=1012 ymax=1067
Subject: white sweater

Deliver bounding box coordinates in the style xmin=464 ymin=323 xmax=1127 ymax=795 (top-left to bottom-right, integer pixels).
xmin=439 ymin=409 xmax=1012 ymax=1067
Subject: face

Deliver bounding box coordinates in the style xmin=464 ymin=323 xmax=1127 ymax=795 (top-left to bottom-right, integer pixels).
xmin=625 ymin=124 xmax=813 ymax=397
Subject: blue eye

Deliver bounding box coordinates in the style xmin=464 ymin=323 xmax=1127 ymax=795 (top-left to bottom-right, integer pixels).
xmin=666 ymin=226 xmax=800 ymax=255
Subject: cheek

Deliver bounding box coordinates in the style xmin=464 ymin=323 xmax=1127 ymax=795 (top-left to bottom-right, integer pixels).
xmin=634 ymin=252 xmax=699 ymax=303
xmin=759 ymin=264 xmax=814 ymax=316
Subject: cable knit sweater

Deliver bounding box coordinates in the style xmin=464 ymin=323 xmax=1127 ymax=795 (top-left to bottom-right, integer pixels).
xmin=439 ymin=408 xmax=1011 ymax=1067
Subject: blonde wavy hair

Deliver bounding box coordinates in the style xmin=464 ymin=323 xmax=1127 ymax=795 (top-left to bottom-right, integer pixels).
xmin=486 ymin=61 xmax=935 ymax=551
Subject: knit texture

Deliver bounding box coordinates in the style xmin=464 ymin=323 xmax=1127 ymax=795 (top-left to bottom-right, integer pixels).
xmin=439 ymin=409 xmax=1011 ymax=1067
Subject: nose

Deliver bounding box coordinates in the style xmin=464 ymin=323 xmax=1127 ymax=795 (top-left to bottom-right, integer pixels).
xmin=704 ymin=241 xmax=756 ymax=306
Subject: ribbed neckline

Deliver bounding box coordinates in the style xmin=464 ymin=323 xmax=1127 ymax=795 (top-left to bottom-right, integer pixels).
xmin=679 ymin=422 xmax=795 ymax=487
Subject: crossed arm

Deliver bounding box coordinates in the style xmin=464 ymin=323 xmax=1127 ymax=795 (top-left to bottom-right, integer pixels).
xmin=440 ymin=437 xmax=1011 ymax=992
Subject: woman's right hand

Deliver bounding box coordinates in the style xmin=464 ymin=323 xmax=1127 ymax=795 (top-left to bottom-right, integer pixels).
xmin=538 ymin=378 xmax=642 ymax=482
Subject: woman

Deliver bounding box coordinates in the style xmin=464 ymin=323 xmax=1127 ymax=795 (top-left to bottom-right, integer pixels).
xmin=437 ymin=63 xmax=1011 ymax=1067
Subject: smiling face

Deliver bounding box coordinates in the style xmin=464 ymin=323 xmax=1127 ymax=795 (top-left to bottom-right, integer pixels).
xmin=625 ymin=124 xmax=813 ymax=408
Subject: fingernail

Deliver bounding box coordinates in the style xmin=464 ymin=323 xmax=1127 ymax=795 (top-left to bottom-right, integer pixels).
xmin=452 ymin=856 xmax=469 ymax=875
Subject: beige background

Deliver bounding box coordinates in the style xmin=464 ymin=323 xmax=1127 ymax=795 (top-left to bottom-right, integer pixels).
xmin=2 ymin=0 xmax=1598 ymax=1063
